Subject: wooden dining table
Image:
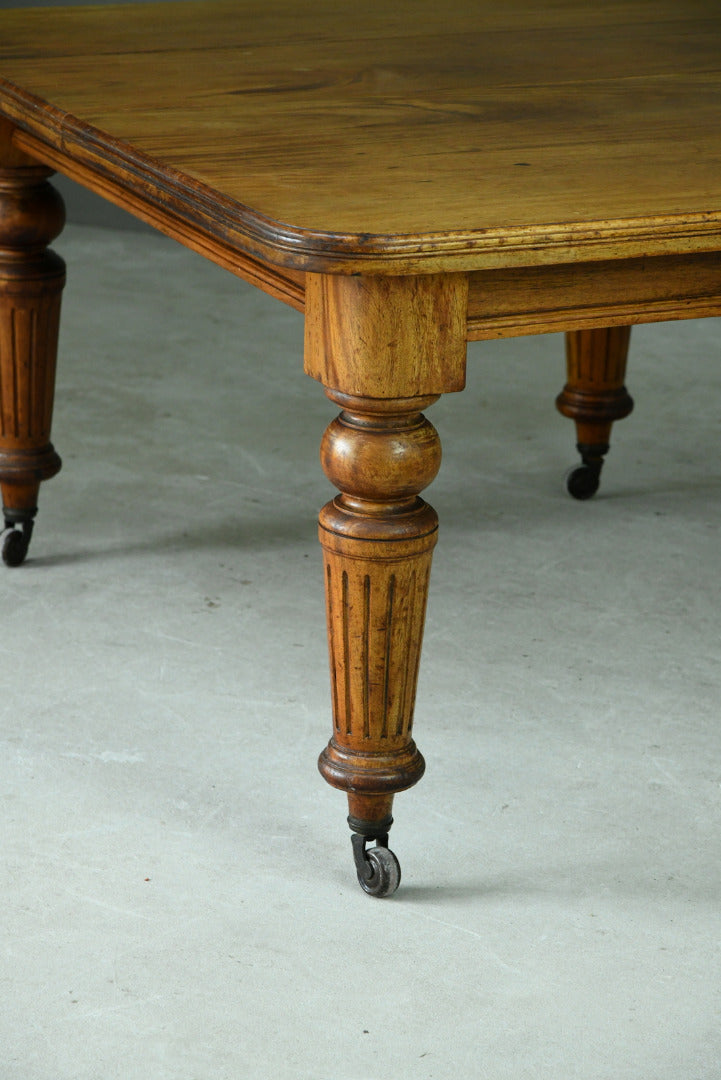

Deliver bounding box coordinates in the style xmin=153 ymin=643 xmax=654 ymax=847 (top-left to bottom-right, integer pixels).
xmin=1 ymin=0 xmax=720 ymax=895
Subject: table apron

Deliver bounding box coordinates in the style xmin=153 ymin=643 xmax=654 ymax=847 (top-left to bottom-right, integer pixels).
xmin=467 ymin=253 xmax=721 ymax=339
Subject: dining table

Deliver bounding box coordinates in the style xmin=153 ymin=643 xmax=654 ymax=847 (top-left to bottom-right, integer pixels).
xmin=1 ymin=0 xmax=720 ymax=894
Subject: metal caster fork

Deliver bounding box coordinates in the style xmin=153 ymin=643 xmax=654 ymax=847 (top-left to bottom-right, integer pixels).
xmin=350 ymin=819 xmax=401 ymax=898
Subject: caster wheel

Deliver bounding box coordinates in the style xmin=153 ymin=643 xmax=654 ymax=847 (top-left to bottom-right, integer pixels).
xmin=2 ymin=527 xmax=30 ymax=567
xmin=565 ymin=463 xmax=600 ymax=501
xmin=356 ymin=844 xmax=401 ymax=898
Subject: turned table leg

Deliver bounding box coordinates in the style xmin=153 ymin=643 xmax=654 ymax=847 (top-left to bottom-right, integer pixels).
xmin=556 ymin=326 xmax=634 ymax=499
xmin=318 ymin=391 xmax=440 ymax=895
xmin=304 ymin=271 xmax=467 ymax=895
xmin=0 ymin=119 xmax=65 ymax=566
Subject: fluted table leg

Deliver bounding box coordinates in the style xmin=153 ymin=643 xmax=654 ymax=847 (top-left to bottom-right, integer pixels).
xmin=304 ymin=271 xmax=468 ymax=894
xmin=318 ymin=391 xmax=440 ymax=894
xmin=557 ymin=326 xmax=634 ymax=499
xmin=0 ymin=119 xmax=65 ymax=565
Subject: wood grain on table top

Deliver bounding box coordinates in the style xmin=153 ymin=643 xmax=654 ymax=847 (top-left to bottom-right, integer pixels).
xmin=1 ymin=0 xmax=720 ymax=272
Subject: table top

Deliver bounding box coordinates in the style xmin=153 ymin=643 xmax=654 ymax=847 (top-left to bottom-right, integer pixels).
xmin=1 ymin=0 xmax=721 ymax=273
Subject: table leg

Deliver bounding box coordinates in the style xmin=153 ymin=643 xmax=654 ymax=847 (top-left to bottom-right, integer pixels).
xmin=304 ymin=272 xmax=467 ymax=895
xmin=0 ymin=119 xmax=65 ymax=566
xmin=318 ymin=390 xmax=441 ymax=895
xmin=556 ymin=326 xmax=634 ymax=499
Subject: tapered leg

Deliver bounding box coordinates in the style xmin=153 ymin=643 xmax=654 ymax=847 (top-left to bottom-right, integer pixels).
xmin=304 ymin=271 xmax=468 ymax=895
xmin=318 ymin=391 xmax=440 ymax=894
xmin=0 ymin=119 xmax=65 ymax=565
xmin=556 ymin=326 xmax=634 ymax=499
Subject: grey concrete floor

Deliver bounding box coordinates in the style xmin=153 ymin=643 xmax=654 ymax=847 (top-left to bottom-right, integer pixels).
xmin=2 ymin=224 xmax=720 ymax=1079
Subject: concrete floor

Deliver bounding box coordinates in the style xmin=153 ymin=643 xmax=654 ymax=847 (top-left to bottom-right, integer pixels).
xmin=2 ymin=224 xmax=720 ymax=1079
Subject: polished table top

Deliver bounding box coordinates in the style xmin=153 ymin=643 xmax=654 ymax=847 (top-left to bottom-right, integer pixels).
xmin=1 ymin=0 xmax=721 ymax=274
